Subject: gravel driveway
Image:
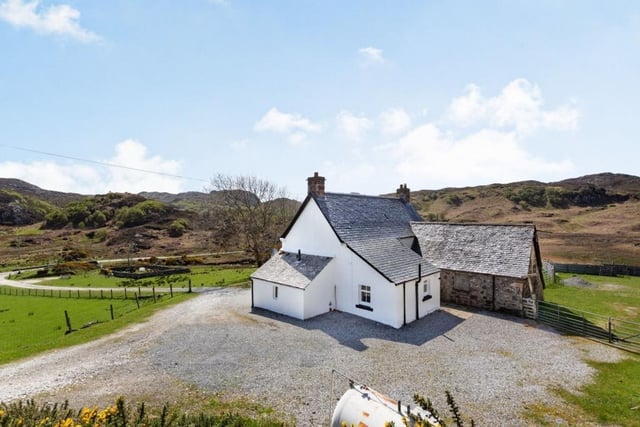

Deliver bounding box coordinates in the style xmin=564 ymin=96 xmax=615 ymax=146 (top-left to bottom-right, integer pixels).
xmin=0 ymin=288 xmax=625 ymax=426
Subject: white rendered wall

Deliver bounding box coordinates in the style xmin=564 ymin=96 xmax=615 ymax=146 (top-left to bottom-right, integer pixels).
xmin=333 ymin=246 xmax=405 ymax=328
xmin=252 ymin=278 xmax=304 ymax=320
xmin=403 ymin=272 xmax=441 ymax=323
xmin=281 ymin=199 xmax=341 ymax=257
xmin=302 ymin=259 xmax=336 ymax=319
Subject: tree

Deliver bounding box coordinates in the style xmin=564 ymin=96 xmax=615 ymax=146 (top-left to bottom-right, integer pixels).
xmin=209 ymin=174 xmax=297 ymax=266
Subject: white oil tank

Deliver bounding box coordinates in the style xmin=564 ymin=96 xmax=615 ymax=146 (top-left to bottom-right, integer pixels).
xmin=331 ymin=383 xmax=441 ymax=427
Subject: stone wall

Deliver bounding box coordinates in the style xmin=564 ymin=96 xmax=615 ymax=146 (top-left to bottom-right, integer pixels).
xmin=440 ymin=269 xmax=524 ymax=313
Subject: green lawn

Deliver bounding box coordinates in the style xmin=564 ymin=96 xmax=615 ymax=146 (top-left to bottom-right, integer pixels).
xmin=545 ymin=273 xmax=640 ymax=322
xmin=558 ymin=356 xmax=640 ymax=427
xmin=13 ymin=265 xmax=256 ymax=289
xmin=0 ymin=290 xmax=193 ymax=364
xmin=539 ymin=273 xmax=640 ymax=426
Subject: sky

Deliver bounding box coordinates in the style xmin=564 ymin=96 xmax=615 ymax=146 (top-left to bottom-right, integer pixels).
xmin=1 ymin=1 xmax=639 ymax=200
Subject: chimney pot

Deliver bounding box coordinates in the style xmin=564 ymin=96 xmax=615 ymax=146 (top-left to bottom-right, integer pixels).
xmin=396 ymin=183 xmax=411 ymax=203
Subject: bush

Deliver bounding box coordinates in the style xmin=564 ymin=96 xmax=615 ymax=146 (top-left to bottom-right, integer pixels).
xmin=168 ymin=218 xmax=190 ymax=237
xmin=0 ymin=398 xmax=286 ymax=427
xmin=115 ymin=206 xmax=146 ymax=228
xmin=43 ymin=209 xmax=69 ymax=229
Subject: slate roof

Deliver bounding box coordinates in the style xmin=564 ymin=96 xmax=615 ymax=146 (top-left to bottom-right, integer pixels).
xmin=301 ymin=192 xmax=438 ymax=284
xmin=410 ymin=222 xmax=535 ymax=278
xmin=251 ymin=252 xmax=333 ymax=289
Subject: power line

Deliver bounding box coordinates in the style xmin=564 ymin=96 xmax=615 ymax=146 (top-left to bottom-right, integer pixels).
xmin=4 ymin=145 xmax=209 ymax=183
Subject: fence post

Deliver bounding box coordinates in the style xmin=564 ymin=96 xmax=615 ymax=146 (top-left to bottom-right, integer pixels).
xmin=110 ymin=289 xmax=113 ymax=299
xmin=64 ymin=310 xmax=73 ymax=334
xmin=608 ymin=317 xmax=613 ymax=343
xmin=101 ymin=290 xmax=104 ymax=299
xmin=110 ymin=304 xmax=114 ymax=320
xmin=152 ymin=287 xmax=156 ymax=303
xmin=188 ymin=279 xmax=192 ymax=293
xmin=170 ymin=283 xmax=173 ymax=298
xmin=124 ymin=288 xmax=128 ymax=300
xmin=135 ymin=293 xmax=140 ymax=309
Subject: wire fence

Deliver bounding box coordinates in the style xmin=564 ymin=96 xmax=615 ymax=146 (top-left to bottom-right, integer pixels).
xmin=551 ymin=263 xmax=640 ymax=277
xmin=0 ymin=284 xmax=177 ymax=301
xmin=534 ymin=300 xmax=640 ymax=355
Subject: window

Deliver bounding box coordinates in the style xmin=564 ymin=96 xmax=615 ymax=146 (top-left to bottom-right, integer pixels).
xmin=422 ymin=279 xmax=433 ymax=302
xmin=360 ymin=285 xmax=371 ymax=304
xmin=273 ymin=286 xmax=278 ymax=299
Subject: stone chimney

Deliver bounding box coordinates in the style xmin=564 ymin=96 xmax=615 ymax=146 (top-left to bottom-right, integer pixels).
xmin=307 ymin=172 xmax=326 ymax=196
xmin=396 ymin=183 xmax=410 ymax=203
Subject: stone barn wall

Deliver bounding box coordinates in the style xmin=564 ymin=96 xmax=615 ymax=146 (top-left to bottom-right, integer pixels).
xmin=440 ymin=269 xmax=525 ymax=313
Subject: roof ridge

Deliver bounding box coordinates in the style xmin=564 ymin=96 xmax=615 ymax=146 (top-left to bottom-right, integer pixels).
xmin=320 ymin=191 xmax=403 ymax=200
xmin=411 ymin=221 xmax=535 ymax=228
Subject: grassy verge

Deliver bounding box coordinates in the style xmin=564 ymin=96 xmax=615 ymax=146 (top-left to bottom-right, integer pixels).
xmin=0 ymin=291 xmax=194 ymax=364
xmin=13 ymin=265 xmax=255 ymax=289
xmin=534 ymin=273 xmax=640 ymax=426
xmin=557 ymin=356 xmax=640 ymax=427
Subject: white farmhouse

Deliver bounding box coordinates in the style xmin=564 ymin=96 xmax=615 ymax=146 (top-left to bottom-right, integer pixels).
xmin=250 ymin=173 xmax=440 ymax=328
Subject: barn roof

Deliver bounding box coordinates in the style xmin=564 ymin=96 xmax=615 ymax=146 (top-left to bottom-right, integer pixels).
xmin=297 ymin=192 xmax=437 ymax=284
xmin=251 ymin=252 xmax=333 ymax=289
xmin=410 ymin=222 xmax=535 ymax=278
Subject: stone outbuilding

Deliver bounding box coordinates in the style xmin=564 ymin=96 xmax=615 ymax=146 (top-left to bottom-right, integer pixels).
xmin=411 ymin=222 xmax=545 ymax=314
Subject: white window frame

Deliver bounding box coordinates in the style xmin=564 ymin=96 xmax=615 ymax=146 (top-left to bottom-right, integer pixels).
xmin=423 ymin=280 xmax=430 ymax=295
xmin=360 ymin=284 xmax=371 ymax=304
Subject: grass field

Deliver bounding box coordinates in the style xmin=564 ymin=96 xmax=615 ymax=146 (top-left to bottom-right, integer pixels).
xmin=545 ymin=273 xmax=640 ymax=322
xmin=0 ymin=291 xmax=193 ymax=364
xmin=12 ymin=265 xmax=255 ymax=289
xmin=539 ymin=273 xmax=640 ymax=426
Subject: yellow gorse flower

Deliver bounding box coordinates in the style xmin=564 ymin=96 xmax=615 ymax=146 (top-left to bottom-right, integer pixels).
xmin=54 ymin=417 xmax=75 ymax=427
xmin=0 ymin=409 xmax=5 ymax=418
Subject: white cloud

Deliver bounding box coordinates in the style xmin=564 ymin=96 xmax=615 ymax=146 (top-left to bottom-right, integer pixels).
xmin=358 ymin=46 xmax=385 ymax=65
xmin=446 ymin=79 xmax=579 ymax=134
xmin=337 ymin=110 xmax=373 ymax=142
xmin=0 ymin=160 xmax=103 ymax=194
xmin=0 ymin=0 xmax=100 ymax=42
xmin=0 ymin=140 xmax=184 ymax=194
xmin=392 ymin=124 xmax=575 ymax=188
xmin=255 ymin=107 xmax=321 ymax=133
xmin=106 ymin=139 xmax=183 ymax=193
xmin=379 ymin=108 xmax=411 ymax=135
xmin=254 ymin=107 xmax=321 ymax=145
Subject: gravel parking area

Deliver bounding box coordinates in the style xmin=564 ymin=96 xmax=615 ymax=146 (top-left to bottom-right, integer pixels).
xmin=0 ymin=288 xmax=625 ymax=426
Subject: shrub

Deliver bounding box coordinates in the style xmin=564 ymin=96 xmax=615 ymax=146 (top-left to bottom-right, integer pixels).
xmin=168 ymin=218 xmax=190 ymax=237
xmin=0 ymin=398 xmax=286 ymax=427
xmin=115 ymin=206 xmax=146 ymax=228
xmin=43 ymin=209 xmax=69 ymax=229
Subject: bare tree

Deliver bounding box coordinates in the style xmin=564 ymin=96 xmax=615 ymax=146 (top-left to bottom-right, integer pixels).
xmin=209 ymin=174 xmax=297 ymax=266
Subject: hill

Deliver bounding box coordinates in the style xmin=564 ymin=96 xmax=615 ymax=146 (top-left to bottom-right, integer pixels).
xmin=405 ymin=173 xmax=640 ymax=264
xmin=0 ymin=173 xmax=639 ymax=266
